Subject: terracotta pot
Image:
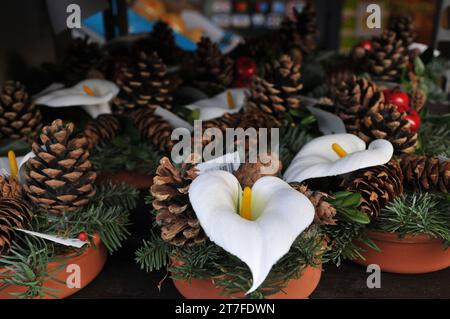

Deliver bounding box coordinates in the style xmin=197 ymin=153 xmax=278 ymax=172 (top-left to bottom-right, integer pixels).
xmin=173 ymin=265 xmax=322 ymax=299
xmin=354 ymin=229 xmax=450 ymax=274
xmin=0 ymin=235 xmax=107 ymax=299
xmin=98 ymin=171 xmax=154 ymax=189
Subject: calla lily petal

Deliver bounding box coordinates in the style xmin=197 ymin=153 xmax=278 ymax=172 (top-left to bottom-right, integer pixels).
xmin=283 ymin=134 xmax=393 ymax=183
xmin=34 ymin=79 xmax=119 ymax=118
xmin=184 ymin=89 xmax=246 ymax=121
xmin=0 ymin=154 xmax=27 ymax=178
xmin=189 ymin=171 xmax=314 ymax=294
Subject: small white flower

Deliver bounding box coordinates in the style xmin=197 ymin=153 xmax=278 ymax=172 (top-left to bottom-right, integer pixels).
xmin=284 ymin=133 xmax=394 ymax=183
xmin=34 ymin=79 xmax=119 ymax=118
xmin=184 ymin=89 xmax=246 ymax=121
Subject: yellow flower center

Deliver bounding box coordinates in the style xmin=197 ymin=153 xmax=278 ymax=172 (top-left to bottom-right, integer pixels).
xmin=227 ymin=91 xmax=235 ymax=109
xmin=332 ymin=143 xmax=348 ymax=158
xmin=8 ymin=150 xmax=18 ymax=179
xmin=83 ymin=85 xmax=96 ymax=97
xmin=240 ymin=186 xmax=252 ymax=220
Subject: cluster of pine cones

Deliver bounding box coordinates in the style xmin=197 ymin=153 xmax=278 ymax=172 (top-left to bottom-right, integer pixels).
xmin=2 ymin=6 xmax=449 ymax=254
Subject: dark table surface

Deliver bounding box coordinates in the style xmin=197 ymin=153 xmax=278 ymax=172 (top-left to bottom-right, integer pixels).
xmin=70 ymin=192 xmax=450 ymax=299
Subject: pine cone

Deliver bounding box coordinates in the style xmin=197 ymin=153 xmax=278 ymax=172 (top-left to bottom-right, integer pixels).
xmin=247 ymin=54 xmax=302 ymax=121
xmin=0 ymin=176 xmax=22 ymax=199
xmin=234 ymin=153 xmax=282 ymax=188
xmin=400 ymin=155 xmax=450 ymax=193
xmin=358 ymin=103 xmax=417 ymax=154
xmin=23 ymin=120 xmax=97 ymax=215
xmin=151 ymin=157 xmax=206 ymax=247
xmin=330 ymin=76 xmax=383 ymax=135
xmin=62 ymin=37 xmax=106 ymax=85
xmin=0 ymin=81 xmax=42 ymax=141
xmin=364 ymin=31 xmax=409 ymax=82
xmin=293 ymin=184 xmax=337 ymax=225
xmin=238 ymin=105 xmax=281 ymax=129
xmin=193 ymin=37 xmax=234 ymax=96
xmin=410 ymin=88 xmax=427 ymax=112
xmin=0 ymin=197 xmax=33 ymax=255
xmin=345 ymin=160 xmax=404 ymax=219
xmin=112 ymin=52 xmax=173 ymax=114
xmin=388 ymin=14 xmax=416 ymax=48
xmin=82 ymin=114 xmax=122 ymax=149
xmin=280 ymin=2 xmax=318 ymax=55
xmin=131 ymin=108 xmax=175 ymax=153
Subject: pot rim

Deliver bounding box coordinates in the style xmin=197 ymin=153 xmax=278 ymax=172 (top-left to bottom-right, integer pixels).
xmin=0 ymin=233 xmax=102 ymax=274
xmin=366 ymin=229 xmax=442 ymax=244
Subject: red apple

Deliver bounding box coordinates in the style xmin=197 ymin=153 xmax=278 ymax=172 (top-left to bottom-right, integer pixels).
xmin=358 ymin=40 xmax=373 ymax=51
xmin=405 ymin=109 xmax=421 ymax=132
xmin=383 ymin=89 xmax=410 ymax=113
xmin=236 ymin=56 xmax=257 ymax=79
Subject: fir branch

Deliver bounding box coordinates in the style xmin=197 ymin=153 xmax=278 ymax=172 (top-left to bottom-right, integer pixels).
xmin=0 ymin=235 xmax=67 ymax=299
xmin=320 ymin=191 xmax=374 ymax=265
xmin=372 ymin=193 xmax=450 ymax=245
xmin=90 ymin=120 xmax=162 ymax=174
xmin=418 ymin=115 xmax=450 ymax=157
xmin=31 ymin=183 xmax=136 ymax=253
xmin=135 ymin=232 xmax=170 ymax=272
xmin=168 ymin=229 xmax=325 ymax=299
xmin=91 ymin=182 xmax=139 ymax=211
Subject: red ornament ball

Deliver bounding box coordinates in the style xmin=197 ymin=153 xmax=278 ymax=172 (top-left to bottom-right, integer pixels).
xmin=78 ymin=232 xmax=88 ymax=242
xmin=236 ymin=56 xmax=257 ymax=79
xmin=383 ymin=89 xmax=410 ymax=113
xmin=405 ymin=109 xmax=421 ymax=132
xmin=358 ymin=40 xmax=373 ymax=51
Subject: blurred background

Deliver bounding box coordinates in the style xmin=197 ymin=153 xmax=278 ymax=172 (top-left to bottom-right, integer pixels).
xmin=0 ymin=0 xmax=446 ymax=84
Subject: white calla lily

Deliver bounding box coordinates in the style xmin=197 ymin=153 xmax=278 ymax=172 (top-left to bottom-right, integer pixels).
xmin=0 ymin=152 xmax=30 ymax=180
xmin=283 ymin=134 xmax=393 ymax=183
xmin=184 ymin=89 xmax=246 ymax=121
xmin=34 ymin=79 xmax=119 ymax=118
xmin=189 ymin=171 xmax=314 ymax=294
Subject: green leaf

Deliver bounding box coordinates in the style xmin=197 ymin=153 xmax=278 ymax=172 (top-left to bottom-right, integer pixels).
xmin=339 ymin=208 xmax=370 ymax=224
xmin=414 ymin=56 xmax=426 ymax=77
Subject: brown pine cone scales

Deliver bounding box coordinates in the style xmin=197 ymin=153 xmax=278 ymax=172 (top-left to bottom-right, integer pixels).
xmin=0 ymin=175 xmax=22 ymax=199
xmin=410 ymin=88 xmax=427 ymax=112
xmin=363 ymin=31 xmax=409 ymax=82
xmin=247 ymin=54 xmax=302 ymax=121
xmin=23 ymin=120 xmax=97 ymax=215
xmin=358 ymin=103 xmax=417 ymax=154
xmin=400 ymin=155 xmax=450 ymax=193
xmin=151 ymin=157 xmax=206 ymax=247
xmin=113 ymin=52 xmax=172 ymax=114
xmin=193 ymin=37 xmax=234 ymax=96
xmin=345 ymin=160 xmax=404 ymax=219
xmin=234 ymin=153 xmax=282 ymax=188
xmin=62 ymin=37 xmax=106 ymax=85
xmin=0 ymin=197 xmax=33 ymax=255
xmin=292 ymin=184 xmax=337 ymax=225
xmin=82 ymin=114 xmax=122 ymax=149
xmin=330 ymin=76 xmax=383 ymax=134
xmin=388 ymin=14 xmax=416 ymax=48
xmin=131 ymin=108 xmax=175 ymax=153
xmin=0 ymin=81 xmax=42 ymax=141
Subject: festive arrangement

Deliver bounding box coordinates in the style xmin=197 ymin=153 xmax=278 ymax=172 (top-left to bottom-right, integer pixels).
xmin=0 ymin=119 xmax=137 ymax=298
xmin=2 ymin=1 xmax=450 ymax=299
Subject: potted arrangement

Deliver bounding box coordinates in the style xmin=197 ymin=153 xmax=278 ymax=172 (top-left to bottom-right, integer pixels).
xmin=136 ymin=155 xmax=367 ymax=299
xmin=316 ymin=23 xmax=450 ymax=272
xmin=0 ymin=119 xmax=137 ymax=298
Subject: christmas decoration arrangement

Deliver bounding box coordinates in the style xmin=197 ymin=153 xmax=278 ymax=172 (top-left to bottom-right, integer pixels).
xmin=3 ymin=4 xmax=450 ymax=300
xmin=0 ymin=119 xmax=138 ymax=298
